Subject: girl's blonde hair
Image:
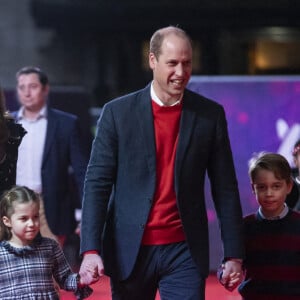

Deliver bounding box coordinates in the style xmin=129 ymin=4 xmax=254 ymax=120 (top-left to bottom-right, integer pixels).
xmin=0 ymin=186 xmax=40 ymax=241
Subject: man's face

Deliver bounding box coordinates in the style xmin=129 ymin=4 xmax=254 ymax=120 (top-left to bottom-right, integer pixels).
xmin=17 ymin=73 xmax=49 ymax=112
xmin=149 ymin=34 xmax=192 ymax=103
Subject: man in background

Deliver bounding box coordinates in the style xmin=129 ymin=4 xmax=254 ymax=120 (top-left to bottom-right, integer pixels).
xmin=14 ymin=66 xmax=89 ymax=247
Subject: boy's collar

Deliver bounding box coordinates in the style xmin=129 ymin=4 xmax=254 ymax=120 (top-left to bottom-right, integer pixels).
xmin=258 ymin=203 xmax=288 ymax=220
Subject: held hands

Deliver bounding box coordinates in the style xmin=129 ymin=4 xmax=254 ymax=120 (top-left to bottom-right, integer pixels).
xmin=219 ymin=259 xmax=244 ymax=291
xmin=79 ymin=253 xmax=104 ymax=285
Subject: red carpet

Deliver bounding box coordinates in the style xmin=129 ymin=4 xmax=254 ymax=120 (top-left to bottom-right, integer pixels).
xmin=60 ymin=273 xmax=242 ymax=300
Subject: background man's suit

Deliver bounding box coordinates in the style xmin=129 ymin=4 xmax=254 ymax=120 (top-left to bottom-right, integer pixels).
xmin=14 ymin=107 xmax=89 ymax=236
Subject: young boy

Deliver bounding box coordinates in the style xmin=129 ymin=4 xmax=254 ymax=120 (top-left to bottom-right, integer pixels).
xmin=238 ymin=151 xmax=300 ymax=300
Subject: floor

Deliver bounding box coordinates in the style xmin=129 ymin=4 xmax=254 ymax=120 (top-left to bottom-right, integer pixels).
xmin=60 ymin=273 xmax=242 ymax=300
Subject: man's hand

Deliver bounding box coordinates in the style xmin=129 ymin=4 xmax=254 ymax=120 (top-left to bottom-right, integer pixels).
xmin=219 ymin=259 xmax=243 ymax=291
xmin=79 ymin=253 xmax=104 ymax=285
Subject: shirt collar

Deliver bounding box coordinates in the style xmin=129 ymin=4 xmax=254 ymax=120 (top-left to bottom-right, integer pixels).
xmin=258 ymin=203 xmax=289 ymax=220
xmin=17 ymin=105 xmax=47 ymax=121
xmin=150 ymin=82 xmax=182 ymax=107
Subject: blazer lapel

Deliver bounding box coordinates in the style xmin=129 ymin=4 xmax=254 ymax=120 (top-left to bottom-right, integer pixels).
xmin=42 ymin=108 xmax=57 ymax=165
xmin=174 ymin=94 xmax=197 ymax=189
xmin=134 ymin=86 xmax=198 ymax=186
xmin=135 ymin=87 xmax=156 ymax=174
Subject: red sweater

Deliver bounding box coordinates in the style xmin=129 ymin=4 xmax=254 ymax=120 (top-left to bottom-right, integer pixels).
xmin=142 ymin=101 xmax=186 ymax=245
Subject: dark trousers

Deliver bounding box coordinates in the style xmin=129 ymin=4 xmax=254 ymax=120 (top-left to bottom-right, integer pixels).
xmin=111 ymin=241 xmax=205 ymax=300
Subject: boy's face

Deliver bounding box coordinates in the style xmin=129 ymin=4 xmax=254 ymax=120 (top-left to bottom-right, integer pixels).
xmin=252 ymin=169 xmax=293 ymax=218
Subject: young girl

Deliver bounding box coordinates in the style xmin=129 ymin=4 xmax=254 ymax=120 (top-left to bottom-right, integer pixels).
xmin=0 ymin=185 xmax=93 ymax=299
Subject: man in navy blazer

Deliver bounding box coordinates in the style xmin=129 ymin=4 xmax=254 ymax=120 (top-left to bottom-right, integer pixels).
xmin=14 ymin=66 xmax=89 ymax=243
xmin=79 ymin=26 xmax=244 ymax=299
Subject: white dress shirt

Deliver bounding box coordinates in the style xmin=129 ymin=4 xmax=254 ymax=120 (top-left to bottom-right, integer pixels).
xmin=16 ymin=106 xmax=47 ymax=193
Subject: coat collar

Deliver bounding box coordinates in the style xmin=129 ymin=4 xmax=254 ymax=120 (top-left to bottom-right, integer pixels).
xmin=135 ymin=85 xmax=197 ymax=188
xmin=42 ymin=108 xmax=57 ymax=164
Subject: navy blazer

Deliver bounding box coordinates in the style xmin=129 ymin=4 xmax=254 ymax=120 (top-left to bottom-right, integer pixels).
xmin=80 ymin=84 xmax=244 ymax=280
xmin=14 ymin=107 xmax=89 ymax=235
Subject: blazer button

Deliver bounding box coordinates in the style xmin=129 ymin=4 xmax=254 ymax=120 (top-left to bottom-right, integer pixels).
xmin=140 ymin=224 xmax=145 ymax=229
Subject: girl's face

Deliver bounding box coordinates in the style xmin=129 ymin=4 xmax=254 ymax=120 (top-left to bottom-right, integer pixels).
xmin=2 ymin=201 xmax=40 ymax=247
xmin=252 ymin=169 xmax=293 ymax=218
